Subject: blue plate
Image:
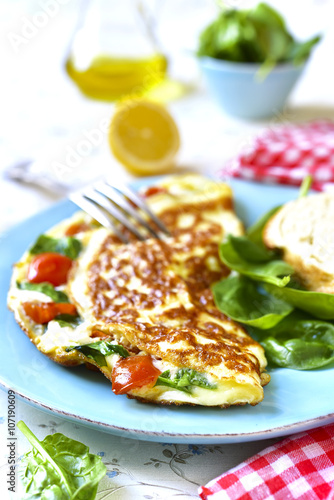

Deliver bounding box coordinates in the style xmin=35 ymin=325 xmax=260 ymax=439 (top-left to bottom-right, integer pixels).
xmin=1 ymin=178 xmax=333 ymax=444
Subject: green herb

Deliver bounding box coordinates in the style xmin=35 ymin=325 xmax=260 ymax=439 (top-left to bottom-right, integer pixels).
xmin=264 ymin=282 xmax=334 ymax=320
xmin=213 ymin=177 xmax=334 ymax=369
xmin=17 ymin=281 xmax=70 ymax=303
xmin=30 ymin=234 xmax=82 ymax=259
xmin=156 ymin=368 xmax=217 ymax=393
xmin=219 ymin=235 xmax=293 ymax=287
xmin=246 ymin=205 xmax=281 ymax=247
xmin=53 ymin=314 xmax=82 ymax=328
xmin=66 ymin=341 xmax=130 ymax=367
xmin=261 ymin=337 xmax=334 ymax=370
xmin=197 ymin=2 xmax=321 ymax=74
xmin=17 ymin=420 xmax=106 ymax=499
xmin=298 ymin=175 xmax=313 ymax=198
xmin=212 ymin=275 xmax=293 ymax=329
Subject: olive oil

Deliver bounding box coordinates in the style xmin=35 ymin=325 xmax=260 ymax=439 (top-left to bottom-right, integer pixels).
xmin=65 ymin=53 xmax=168 ymax=101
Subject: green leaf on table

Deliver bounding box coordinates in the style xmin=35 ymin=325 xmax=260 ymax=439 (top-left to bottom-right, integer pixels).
xmin=30 ymin=234 xmax=82 ymax=259
xmin=264 ymin=282 xmax=334 ymax=320
xmin=212 ymin=275 xmax=293 ymax=329
xmin=219 ymin=236 xmax=293 ymax=287
xmin=66 ymin=341 xmax=130 ymax=367
xmin=17 ymin=420 xmax=106 ymax=500
xmin=17 ymin=281 xmax=70 ymax=303
xmin=156 ymin=368 xmax=216 ymax=393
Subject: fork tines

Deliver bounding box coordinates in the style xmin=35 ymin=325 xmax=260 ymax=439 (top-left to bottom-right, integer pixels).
xmin=69 ymin=180 xmax=170 ymax=244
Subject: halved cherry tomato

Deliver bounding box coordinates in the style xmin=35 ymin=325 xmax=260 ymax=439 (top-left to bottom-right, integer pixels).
xmin=27 ymin=252 xmax=73 ymax=286
xmin=65 ymin=222 xmax=90 ymax=236
xmin=112 ymin=355 xmax=161 ymax=395
xmin=143 ymin=186 xmax=167 ymax=198
xmin=22 ymin=301 xmax=77 ymax=324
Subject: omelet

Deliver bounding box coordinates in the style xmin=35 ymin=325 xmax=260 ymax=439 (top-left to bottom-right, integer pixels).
xmin=8 ymin=174 xmax=269 ymax=407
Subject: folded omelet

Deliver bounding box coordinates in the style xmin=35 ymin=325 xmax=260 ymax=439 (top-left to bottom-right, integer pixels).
xmin=8 ymin=174 xmax=269 ymax=407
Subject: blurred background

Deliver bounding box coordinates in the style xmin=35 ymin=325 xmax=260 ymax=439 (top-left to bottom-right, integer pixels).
xmin=2 ymin=0 xmax=334 ymax=230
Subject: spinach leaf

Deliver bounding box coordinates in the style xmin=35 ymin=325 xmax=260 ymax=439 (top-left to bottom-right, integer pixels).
xmin=219 ymin=236 xmax=293 ymax=287
xmin=298 ymin=175 xmax=313 ymax=198
xmin=53 ymin=314 xmax=82 ymax=328
xmin=66 ymin=341 xmax=130 ymax=367
xmin=288 ymin=35 xmax=322 ymax=66
xmin=227 ymin=235 xmax=275 ymax=263
xmin=156 ymin=370 xmax=192 ymax=393
xmin=156 ymin=368 xmax=216 ymax=393
xmin=250 ymin=311 xmax=334 ymax=343
xmin=264 ymin=282 xmax=334 ymax=320
xmin=212 ymin=275 xmax=293 ymax=329
xmin=246 ymin=205 xmax=281 ymax=247
xmin=197 ymin=2 xmax=321 ymax=73
xmin=17 ymin=281 xmax=70 ymax=303
xmin=248 ymin=309 xmax=334 ymax=369
xmin=30 ymin=234 xmax=82 ymax=259
xmin=17 ymin=420 xmax=106 ymax=499
xmin=261 ymin=337 xmax=334 ymax=370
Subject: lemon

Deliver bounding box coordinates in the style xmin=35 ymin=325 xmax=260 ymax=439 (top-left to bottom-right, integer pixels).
xmin=109 ymin=100 xmax=180 ymax=176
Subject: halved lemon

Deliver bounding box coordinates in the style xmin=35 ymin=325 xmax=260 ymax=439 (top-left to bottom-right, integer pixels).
xmin=109 ymin=100 xmax=180 ymax=176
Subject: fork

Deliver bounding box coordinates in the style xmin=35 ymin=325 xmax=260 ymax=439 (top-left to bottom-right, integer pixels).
xmin=69 ymin=180 xmax=171 ymax=243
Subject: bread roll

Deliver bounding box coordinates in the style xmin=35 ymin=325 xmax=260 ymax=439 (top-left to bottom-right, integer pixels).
xmin=263 ymin=193 xmax=334 ymax=294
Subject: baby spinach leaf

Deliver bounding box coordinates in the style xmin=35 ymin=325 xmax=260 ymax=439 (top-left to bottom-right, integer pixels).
xmin=288 ymin=35 xmax=322 ymax=66
xmin=212 ymin=275 xmax=293 ymax=329
xmin=246 ymin=205 xmax=281 ymax=247
xmin=264 ymin=282 xmax=334 ymax=320
xmin=156 ymin=368 xmax=216 ymax=393
xmin=176 ymin=368 xmax=217 ymax=390
xmin=30 ymin=234 xmax=82 ymax=259
xmin=156 ymin=371 xmax=192 ymax=393
xmin=249 ymin=310 xmax=334 ymax=369
xmin=298 ymin=175 xmax=313 ymax=198
xmin=66 ymin=341 xmax=130 ymax=367
xmin=53 ymin=314 xmax=82 ymax=328
xmin=261 ymin=337 xmax=334 ymax=370
xmin=17 ymin=420 xmax=106 ymax=499
xmin=250 ymin=311 xmax=334 ymax=343
xmin=197 ymin=2 xmax=321 ymax=73
xmin=17 ymin=281 xmax=70 ymax=303
xmin=219 ymin=236 xmax=292 ymax=287
xmin=227 ymin=235 xmax=276 ymax=263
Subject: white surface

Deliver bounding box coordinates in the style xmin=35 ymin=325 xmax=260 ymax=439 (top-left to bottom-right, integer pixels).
xmin=1 ymin=1 xmax=334 ymax=498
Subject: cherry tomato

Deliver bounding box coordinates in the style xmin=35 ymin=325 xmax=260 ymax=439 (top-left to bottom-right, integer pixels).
xmin=112 ymin=355 xmax=161 ymax=395
xmin=143 ymin=186 xmax=167 ymax=198
xmin=27 ymin=252 xmax=73 ymax=286
xmin=65 ymin=222 xmax=90 ymax=236
xmin=22 ymin=302 xmax=77 ymax=324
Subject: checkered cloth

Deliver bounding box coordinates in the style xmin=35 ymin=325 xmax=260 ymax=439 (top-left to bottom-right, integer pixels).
xmin=199 ymin=423 xmax=334 ymax=500
xmin=223 ymin=120 xmax=334 ymax=192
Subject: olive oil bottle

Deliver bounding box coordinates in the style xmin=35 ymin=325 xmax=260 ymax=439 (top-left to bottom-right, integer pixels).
xmin=65 ymin=53 xmax=167 ymax=101
xmin=65 ymin=0 xmax=168 ymax=101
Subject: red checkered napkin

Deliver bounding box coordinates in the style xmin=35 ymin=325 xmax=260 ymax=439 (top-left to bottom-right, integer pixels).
xmin=223 ymin=120 xmax=334 ymax=192
xmin=199 ymin=423 xmax=334 ymax=500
